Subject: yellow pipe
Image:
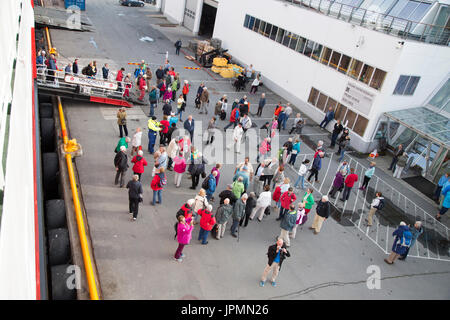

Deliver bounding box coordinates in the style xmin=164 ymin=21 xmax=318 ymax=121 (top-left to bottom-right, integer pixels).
xmin=65 ymin=153 xmax=100 ymax=300
xmin=57 ymin=98 xmax=100 ymax=300
xmin=44 ymin=27 xmax=52 ymax=54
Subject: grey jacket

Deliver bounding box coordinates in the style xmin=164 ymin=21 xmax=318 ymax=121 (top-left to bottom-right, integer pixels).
xmin=232 ymin=199 xmax=246 ymax=220
xmin=215 ymin=204 xmax=233 ymax=224
xmin=397 ymin=154 xmax=408 ymax=168
xmin=280 ymin=210 xmax=298 ymax=232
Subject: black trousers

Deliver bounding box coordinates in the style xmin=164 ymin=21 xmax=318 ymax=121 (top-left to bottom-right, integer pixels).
xmin=257 ymin=106 xmax=263 ymax=116
xmin=129 ymin=198 xmax=140 ymax=218
xmin=115 ymin=169 xmax=126 ymax=187
xmin=119 ymin=125 xmax=128 ymax=138
xmin=240 ymin=211 xmax=251 ymax=227
xmin=362 ymin=176 xmax=371 ymax=189
xmin=307 ymin=168 xmax=319 ymax=182
xmin=192 ymin=174 xmax=200 ymax=188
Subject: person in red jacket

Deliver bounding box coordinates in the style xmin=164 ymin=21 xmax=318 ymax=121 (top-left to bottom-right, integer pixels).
xmin=277 ymin=187 xmax=297 ymax=221
xmin=138 ymin=75 xmax=147 ymax=101
xmin=151 ymin=167 xmax=165 ymax=205
xmin=116 ymin=67 xmax=125 ymax=92
xmin=224 ymin=106 xmax=240 ymax=130
xmin=178 ymin=199 xmax=195 ymax=220
xmin=340 ymin=168 xmax=358 ymax=202
xmin=272 ymin=185 xmax=282 ymax=205
xmin=131 ymin=150 xmax=147 ymax=181
xmin=159 ymin=115 xmax=170 ymax=146
xmin=197 ymin=204 xmax=215 ymax=245
xmin=182 ymin=80 xmax=190 ymax=101
xmin=274 ymin=103 xmax=283 ymax=117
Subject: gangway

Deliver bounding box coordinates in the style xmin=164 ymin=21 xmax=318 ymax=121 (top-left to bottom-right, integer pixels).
xmin=36 ymin=67 xmax=142 ymax=108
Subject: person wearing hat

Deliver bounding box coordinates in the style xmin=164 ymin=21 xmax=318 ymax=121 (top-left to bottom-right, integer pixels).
xmin=114 ymin=146 xmax=129 ymax=188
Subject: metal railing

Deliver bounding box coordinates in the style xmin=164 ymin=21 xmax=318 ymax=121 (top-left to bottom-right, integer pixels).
xmin=36 ymin=67 xmax=129 ymax=100
xmin=283 ymin=0 xmax=450 ymax=46
xmin=283 ymin=152 xmax=449 ymax=262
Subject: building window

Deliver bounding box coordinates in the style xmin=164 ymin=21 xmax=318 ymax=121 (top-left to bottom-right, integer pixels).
xmin=316 ymin=93 xmax=328 ymax=111
xmin=321 ymin=47 xmax=332 ymax=65
xmin=244 ymin=14 xmax=250 ymax=28
xmin=282 ymin=31 xmax=292 ymax=47
xmin=265 ymin=23 xmax=273 ymax=37
xmin=289 ymin=33 xmax=299 ymax=50
xmin=308 ymin=87 xmax=320 ymax=105
xmin=303 ymin=40 xmax=315 ymax=58
xmin=348 ymin=59 xmax=363 ymax=79
xmin=393 ymin=75 xmax=420 ymax=95
xmin=326 ymin=97 xmax=337 ymax=112
xmin=329 ymin=51 xmax=341 ymax=70
xmin=248 ymin=16 xmax=255 ymax=29
xmin=335 ymin=103 xmax=348 ymax=122
xmin=259 ymin=21 xmax=267 ymax=36
xmin=359 ymin=64 xmax=374 ymax=85
xmin=338 ymin=55 xmax=351 ymax=74
xmin=370 ymin=68 xmax=387 ymax=90
xmin=344 ymin=108 xmax=358 ymax=129
xmin=296 ymin=37 xmax=307 ymax=54
xmin=269 ymin=25 xmax=278 ymax=40
xmin=353 ymin=115 xmax=369 ymax=136
xmin=311 ymin=43 xmax=323 ymax=61
xmin=253 ymin=18 xmax=261 ymax=32
xmin=276 ymin=28 xmax=285 ymax=43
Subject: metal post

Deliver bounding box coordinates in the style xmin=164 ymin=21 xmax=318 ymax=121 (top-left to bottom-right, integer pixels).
xmin=360 ymin=9 xmax=366 ymax=26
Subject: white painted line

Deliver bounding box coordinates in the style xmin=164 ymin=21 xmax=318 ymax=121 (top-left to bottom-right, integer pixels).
xmin=385 ymin=225 xmax=389 ymax=253
xmin=319 ymin=152 xmax=333 ymax=192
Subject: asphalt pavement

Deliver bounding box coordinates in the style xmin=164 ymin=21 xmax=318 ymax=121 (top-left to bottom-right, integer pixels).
xmin=48 ymin=0 xmax=450 ymax=299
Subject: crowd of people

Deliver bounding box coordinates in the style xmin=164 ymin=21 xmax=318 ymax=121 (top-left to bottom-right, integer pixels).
xmin=59 ymin=43 xmax=445 ymax=287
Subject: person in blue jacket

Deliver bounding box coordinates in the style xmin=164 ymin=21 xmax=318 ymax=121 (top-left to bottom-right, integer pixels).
xmin=436 ymin=182 xmax=450 ymax=221
xmin=384 ymin=222 xmax=411 ymax=264
xmin=205 ymin=171 xmax=218 ymax=201
xmin=319 ymin=106 xmax=335 ymax=129
xmin=434 ymin=173 xmax=449 ymax=201
xmin=399 ymin=221 xmax=423 ymax=260
xmin=307 ymin=151 xmax=324 ymax=183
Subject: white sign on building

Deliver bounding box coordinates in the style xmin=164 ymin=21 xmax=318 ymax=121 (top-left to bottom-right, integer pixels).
xmin=341 ymin=82 xmax=375 ymax=116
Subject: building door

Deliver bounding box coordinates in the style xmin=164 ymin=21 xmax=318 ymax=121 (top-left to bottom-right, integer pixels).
xmin=198 ymin=1 xmax=217 ymax=37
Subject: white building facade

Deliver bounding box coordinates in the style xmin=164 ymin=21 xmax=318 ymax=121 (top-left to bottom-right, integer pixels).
xmin=213 ymin=0 xmax=450 ymax=152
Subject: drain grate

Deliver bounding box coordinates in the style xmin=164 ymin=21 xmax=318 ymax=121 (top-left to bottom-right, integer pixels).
xmin=156 ymin=24 xmax=178 ymax=27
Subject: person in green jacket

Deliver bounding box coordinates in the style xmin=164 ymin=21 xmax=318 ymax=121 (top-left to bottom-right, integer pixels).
xmin=301 ymin=188 xmax=315 ymax=215
xmin=115 ymin=136 xmax=130 ymax=153
xmin=171 ymin=76 xmax=179 ymax=101
xmin=232 ymin=177 xmax=245 ymax=199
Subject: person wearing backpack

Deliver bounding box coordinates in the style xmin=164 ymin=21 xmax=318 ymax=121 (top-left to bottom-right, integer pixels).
xmin=174 ymin=215 xmax=194 ymax=262
xmin=384 ymin=222 xmax=412 ymax=264
xmin=197 ymin=204 xmax=215 ymax=245
xmin=367 ymin=192 xmax=384 ymax=227
xmin=176 ymin=199 xmax=194 ymax=221
xmin=150 ymin=167 xmax=166 ymax=205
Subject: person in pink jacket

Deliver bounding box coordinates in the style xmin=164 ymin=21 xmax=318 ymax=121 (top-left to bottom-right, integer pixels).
xmin=211 ymin=163 xmax=222 ymax=187
xmin=163 ymin=87 xmax=173 ymax=101
xmin=258 ymin=137 xmax=271 ymax=162
xmin=174 ymin=215 xmax=194 ymax=262
xmin=173 ymin=152 xmax=186 ymax=187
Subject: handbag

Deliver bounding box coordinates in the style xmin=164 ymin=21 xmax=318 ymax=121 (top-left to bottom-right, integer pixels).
xmin=201 ymin=171 xmax=206 ymax=179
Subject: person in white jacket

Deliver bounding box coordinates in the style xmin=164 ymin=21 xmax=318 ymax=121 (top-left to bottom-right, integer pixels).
xmin=227 ymin=122 xmax=244 ymax=153
xmin=240 ymin=114 xmax=252 ymax=142
xmin=166 ymin=137 xmax=180 ymax=171
xmin=131 ymin=127 xmax=142 ymax=156
xmin=294 ymin=159 xmax=310 ymax=189
xmin=367 ymin=192 xmax=384 ymax=226
xmin=250 ymin=185 xmax=272 ymax=222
